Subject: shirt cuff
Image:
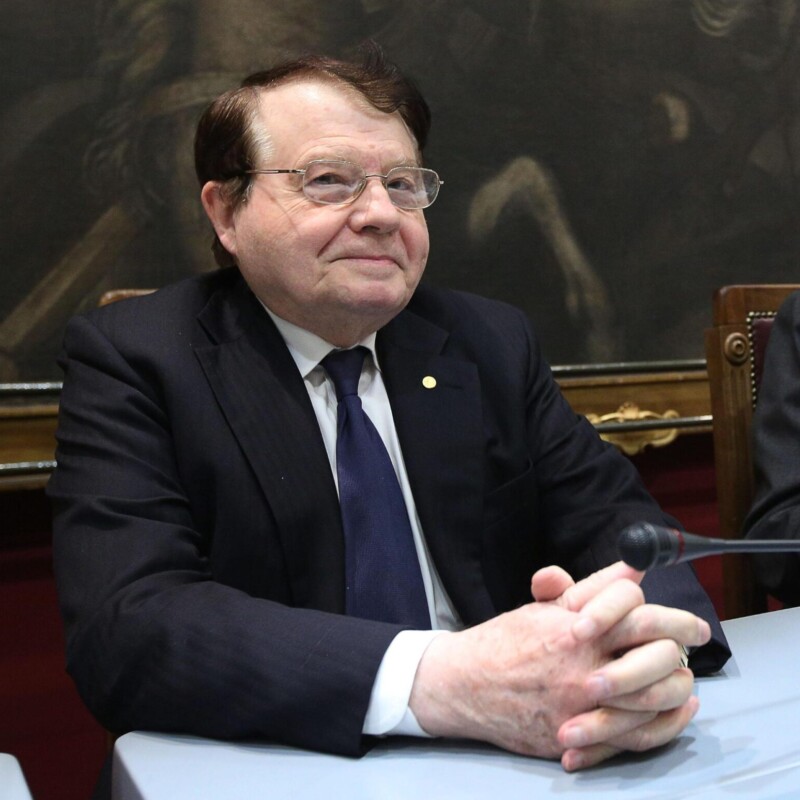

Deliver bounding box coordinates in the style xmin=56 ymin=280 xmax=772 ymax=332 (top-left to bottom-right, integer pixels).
xmin=362 ymin=629 xmax=448 ymax=737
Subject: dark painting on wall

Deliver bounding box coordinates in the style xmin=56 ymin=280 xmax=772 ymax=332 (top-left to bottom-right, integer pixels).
xmin=2 ymin=0 xmax=799 ymax=380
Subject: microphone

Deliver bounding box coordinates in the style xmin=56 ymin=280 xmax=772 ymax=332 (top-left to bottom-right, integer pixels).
xmin=617 ymin=521 xmax=800 ymax=570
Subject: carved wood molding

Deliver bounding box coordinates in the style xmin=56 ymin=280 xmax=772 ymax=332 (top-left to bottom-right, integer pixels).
xmin=0 ymin=393 xmax=59 ymax=490
xmin=586 ymin=402 xmax=681 ymax=455
xmin=558 ymin=368 xmax=711 ymax=456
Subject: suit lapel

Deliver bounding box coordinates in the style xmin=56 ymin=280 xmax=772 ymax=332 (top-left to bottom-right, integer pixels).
xmin=193 ymin=276 xmax=345 ymax=612
xmin=378 ymin=311 xmax=496 ymax=625
xmin=191 ymin=275 xmax=496 ymax=624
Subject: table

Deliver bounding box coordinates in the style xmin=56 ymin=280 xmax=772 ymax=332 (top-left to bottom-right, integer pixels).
xmin=113 ymin=607 xmax=800 ymax=799
xmin=0 ymin=754 xmax=33 ymax=800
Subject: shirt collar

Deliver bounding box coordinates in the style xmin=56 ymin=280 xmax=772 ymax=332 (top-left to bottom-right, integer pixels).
xmin=260 ymin=302 xmax=380 ymax=379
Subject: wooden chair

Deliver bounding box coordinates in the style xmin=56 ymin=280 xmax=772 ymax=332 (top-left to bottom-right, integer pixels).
xmin=705 ymin=284 xmax=800 ymax=619
xmin=98 ymin=288 xmax=155 ymax=306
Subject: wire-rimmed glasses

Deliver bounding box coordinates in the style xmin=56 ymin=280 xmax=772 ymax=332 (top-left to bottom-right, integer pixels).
xmin=245 ymin=159 xmax=443 ymax=209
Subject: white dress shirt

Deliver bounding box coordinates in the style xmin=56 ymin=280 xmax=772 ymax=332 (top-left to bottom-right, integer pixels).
xmin=264 ymin=306 xmax=461 ymax=736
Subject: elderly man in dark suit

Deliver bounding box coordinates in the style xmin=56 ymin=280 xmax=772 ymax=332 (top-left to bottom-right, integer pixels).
xmin=49 ymin=45 xmax=728 ymax=775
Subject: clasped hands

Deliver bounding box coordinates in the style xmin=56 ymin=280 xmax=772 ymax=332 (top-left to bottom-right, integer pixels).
xmin=409 ymin=561 xmax=711 ymax=771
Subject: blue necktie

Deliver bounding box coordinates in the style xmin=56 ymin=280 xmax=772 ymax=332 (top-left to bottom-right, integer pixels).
xmin=322 ymin=347 xmax=431 ymax=628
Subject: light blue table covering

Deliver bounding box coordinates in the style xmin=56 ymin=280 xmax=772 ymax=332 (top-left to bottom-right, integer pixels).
xmin=0 ymin=754 xmax=33 ymax=800
xmin=113 ymin=607 xmax=800 ymax=799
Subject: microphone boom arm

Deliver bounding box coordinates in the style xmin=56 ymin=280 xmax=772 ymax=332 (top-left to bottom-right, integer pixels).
xmin=617 ymin=522 xmax=800 ymax=570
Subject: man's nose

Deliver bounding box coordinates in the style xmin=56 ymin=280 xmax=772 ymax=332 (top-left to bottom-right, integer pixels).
xmin=348 ymin=176 xmax=402 ymax=231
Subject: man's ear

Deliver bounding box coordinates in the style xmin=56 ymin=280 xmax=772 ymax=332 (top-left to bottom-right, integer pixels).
xmin=200 ymin=181 xmax=238 ymax=257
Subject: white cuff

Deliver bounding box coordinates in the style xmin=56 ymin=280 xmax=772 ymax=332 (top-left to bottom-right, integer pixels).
xmin=362 ymin=629 xmax=447 ymax=737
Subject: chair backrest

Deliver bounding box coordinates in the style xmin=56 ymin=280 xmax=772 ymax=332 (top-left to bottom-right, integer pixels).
xmin=98 ymin=288 xmax=155 ymax=306
xmin=705 ymin=284 xmax=800 ymax=619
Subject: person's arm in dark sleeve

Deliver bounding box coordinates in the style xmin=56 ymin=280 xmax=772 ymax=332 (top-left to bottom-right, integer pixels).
xmin=48 ymin=311 xmax=400 ymax=756
xmin=514 ymin=305 xmax=730 ymax=674
xmin=745 ymin=290 xmax=800 ymax=606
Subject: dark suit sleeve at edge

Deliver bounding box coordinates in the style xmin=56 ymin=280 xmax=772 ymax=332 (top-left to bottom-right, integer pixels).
xmin=745 ymin=290 xmax=800 ymax=605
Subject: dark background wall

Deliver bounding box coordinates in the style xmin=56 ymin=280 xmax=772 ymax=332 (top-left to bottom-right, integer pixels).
xmin=2 ymin=0 xmax=799 ymax=380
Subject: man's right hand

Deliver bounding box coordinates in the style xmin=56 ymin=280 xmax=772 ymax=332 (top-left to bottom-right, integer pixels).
xmin=408 ymin=562 xmax=710 ymax=770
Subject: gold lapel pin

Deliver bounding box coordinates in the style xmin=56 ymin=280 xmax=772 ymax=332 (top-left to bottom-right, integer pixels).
xmin=422 ymin=376 xmax=437 ymax=389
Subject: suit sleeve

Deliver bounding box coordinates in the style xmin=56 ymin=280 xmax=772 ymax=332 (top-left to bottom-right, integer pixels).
xmin=48 ymin=312 xmax=400 ymax=755
xmin=514 ymin=306 xmax=730 ymax=673
xmin=745 ymin=291 xmax=800 ymax=605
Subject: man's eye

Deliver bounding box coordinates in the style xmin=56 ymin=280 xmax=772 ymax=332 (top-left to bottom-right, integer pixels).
xmin=308 ymin=171 xmax=351 ymax=187
xmin=387 ymin=177 xmax=415 ymax=192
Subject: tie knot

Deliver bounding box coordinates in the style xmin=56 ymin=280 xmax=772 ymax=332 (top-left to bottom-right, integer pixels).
xmin=322 ymin=347 xmax=368 ymax=400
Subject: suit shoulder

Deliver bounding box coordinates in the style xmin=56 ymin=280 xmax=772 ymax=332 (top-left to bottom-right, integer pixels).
xmin=73 ymin=269 xmax=239 ymax=346
xmin=402 ymin=284 xmax=546 ymax=372
xmin=407 ymin=284 xmax=530 ymax=332
xmin=777 ymin=289 xmax=800 ymax=323
xmin=60 ymin=269 xmax=243 ymax=367
xmin=764 ymin=289 xmax=800 ymax=356
xmin=87 ymin=269 xmax=236 ymax=322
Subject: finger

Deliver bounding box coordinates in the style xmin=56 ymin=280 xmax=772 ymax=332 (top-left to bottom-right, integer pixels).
xmin=530 ymin=565 xmax=574 ymax=602
xmin=558 ymin=707 xmax=658 ymax=752
xmin=559 ymin=671 xmax=693 ymax=750
xmin=569 ymin=577 xmax=644 ymax=642
xmin=601 ymin=604 xmax=711 ymax=654
xmin=561 ymin=696 xmax=699 ymax=771
xmin=562 ymin=743 xmax=623 ymax=772
xmin=586 ymin=639 xmax=684 ymax=702
xmin=558 ymin=561 xmax=644 ymax=613
xmin=607 ymin=695 xmax=699 ymax=752
xmin=600 ymin=667 xmax=694 ymax=712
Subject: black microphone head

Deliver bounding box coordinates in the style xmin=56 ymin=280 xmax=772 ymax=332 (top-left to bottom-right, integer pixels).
xmin=618 ymin=522 xmax=673 ymax=570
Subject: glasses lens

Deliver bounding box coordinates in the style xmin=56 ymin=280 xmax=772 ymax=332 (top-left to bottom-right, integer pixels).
xmin=300 ymin=161 xmax=441 ymax=208
xmin=385 ymin=167 xmax=440 ymax=209
xmin=302 ymin=161 xmax=363 ymax=204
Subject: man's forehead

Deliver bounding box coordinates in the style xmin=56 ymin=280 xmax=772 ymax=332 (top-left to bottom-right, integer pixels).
xmin=254 ymin=78 xmax=385 ymax=121
xmin=253 ymin=78 xmax=419 ymax=157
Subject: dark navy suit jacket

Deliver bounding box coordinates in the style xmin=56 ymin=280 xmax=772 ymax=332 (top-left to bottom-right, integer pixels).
xmin=49 ymin=267 xmax=729 ymax=757
xmin=746 ymin=290 xmax=800 ymax=604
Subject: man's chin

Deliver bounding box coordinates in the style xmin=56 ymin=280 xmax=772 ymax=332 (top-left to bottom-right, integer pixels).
xmin=340 ymin=276 xmax=417 ymax=311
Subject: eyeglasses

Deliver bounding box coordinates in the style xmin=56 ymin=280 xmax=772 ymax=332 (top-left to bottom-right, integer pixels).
xmin=245 ymin=159 xmax=443 ymax=209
